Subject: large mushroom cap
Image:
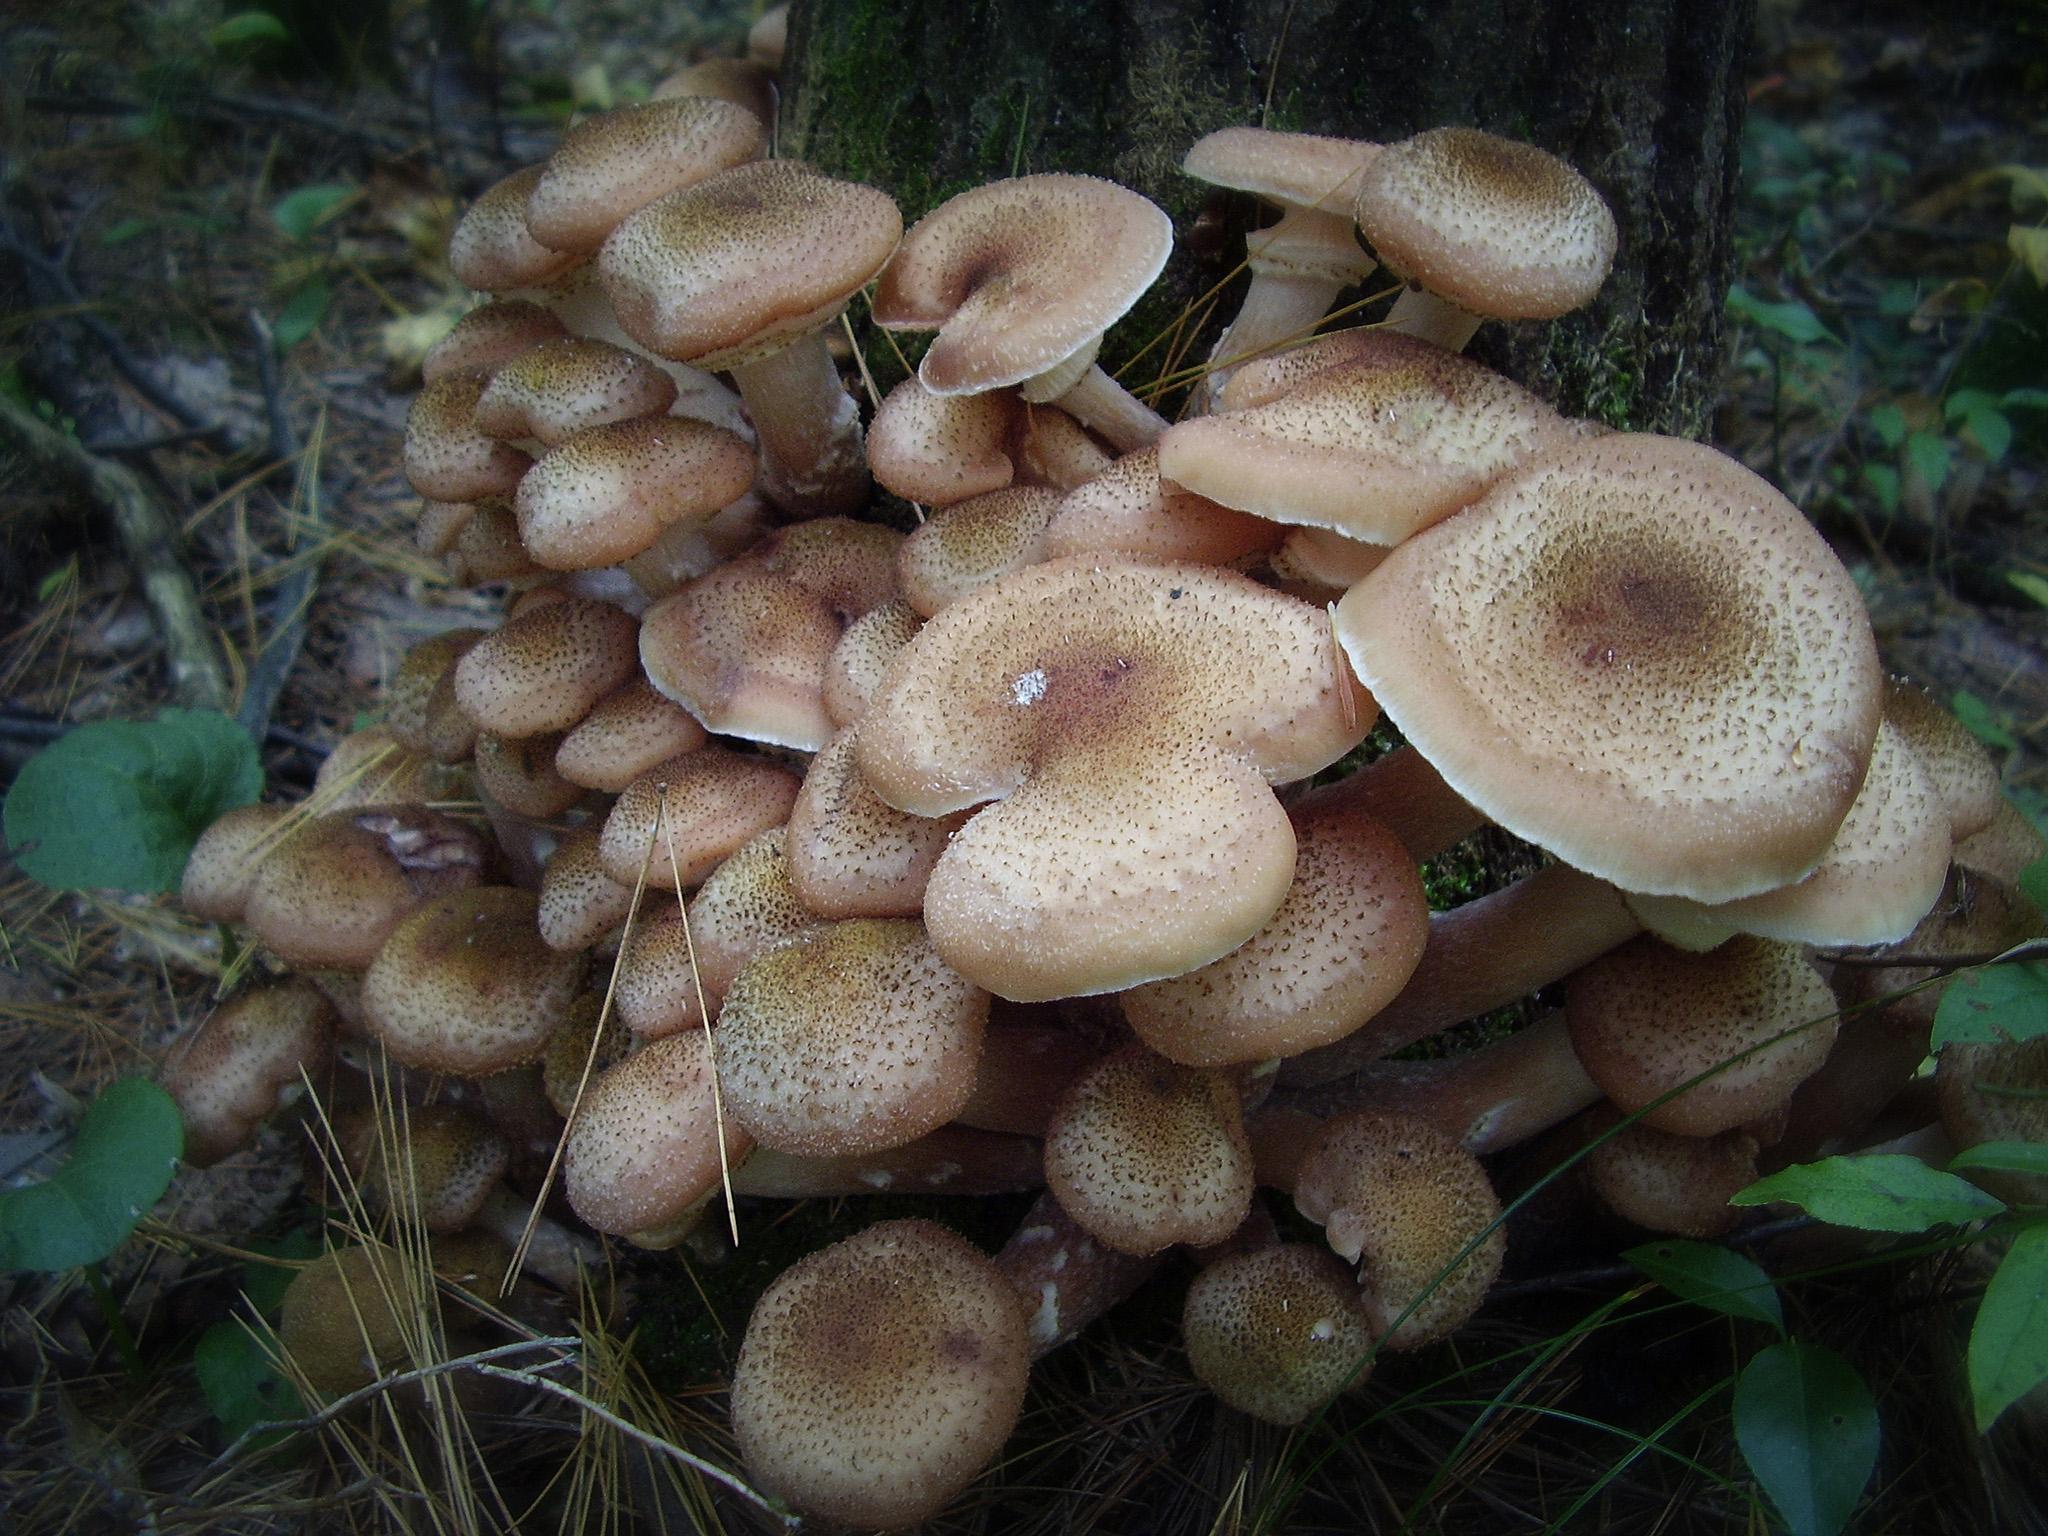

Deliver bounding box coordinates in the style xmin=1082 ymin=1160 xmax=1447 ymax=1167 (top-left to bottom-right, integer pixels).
xmin=1335 ymin=433 xmax=1883 ymax=902
xmin=872 ymin=174 xmax=1172 ymax=394
xmin=1355 ymin=126 xmax=1616 ymax=320
xmin=857 ymin=554 xmax=1373 ymax=1000
xmin=730 ymin=1219 xmax=1030 ymax=1528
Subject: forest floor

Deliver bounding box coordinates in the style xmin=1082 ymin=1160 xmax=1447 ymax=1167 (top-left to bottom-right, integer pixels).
xmin=0 ymin=1 xmax=2044 ymax=1533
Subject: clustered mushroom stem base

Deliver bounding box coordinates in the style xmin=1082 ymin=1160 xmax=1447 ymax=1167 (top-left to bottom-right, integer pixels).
xmin=1198 ymin=268 xmax=1357 ymax=409
xmin=728 ymin=328 xmax=872 ymax=517
xmin=1382 ymin=285 xmax=1484 ymax=353
xmin=1048 ymin=364 xmax=1170 ymax=454
xmin=1299 ymin=745 xmax=1485 ymax=863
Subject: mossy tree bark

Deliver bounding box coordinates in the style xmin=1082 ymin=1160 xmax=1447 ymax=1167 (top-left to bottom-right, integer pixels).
xmin=783 ymin=0 xmax=1754 ymax=436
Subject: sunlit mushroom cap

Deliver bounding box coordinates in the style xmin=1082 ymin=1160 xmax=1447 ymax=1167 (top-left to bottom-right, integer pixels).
xmin=717 ymin=918 xmax=989 ymax=1156
xmin=1183 ymin=1243 xmax=1374 ymax=1425
xmin=1335 ymin=433 xmax=1883 ymax=902
xmin=872 ymin=174 xmax=1172 ymax=394
xmin=1355 ymin=126 xmax=1616 ymax=320
xmin=524 ymin=96 xmax=765 ymax=255
xmin=731 ymin=1219 xmax=1030 ymax=1529
xmin=857 ymin=554 xmax=1374 ymax=1000
xmin=1158 ymin=331 xmax=1584 ymax=542
xmin=599 ymin=160 xmax=902 ymax=369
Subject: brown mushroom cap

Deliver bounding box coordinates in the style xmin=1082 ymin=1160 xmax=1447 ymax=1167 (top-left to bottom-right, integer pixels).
xmin=1121 ymin=800 xmax=1428 ymax=1067
xmin=181 ymin=803 xmax=289 ymax=924
xmin=1040 ymin=446 xmax=1283 ymax=567
xmin=1566 ymin=935 xmax=1839 ymax=1138
xmin=514 ymin=414 xmax=756 ymax=572
xmin=536 ymin=824 xmax=637 ymax=951
xmin=1355 ymin=126 xmax=1617 ymax=320
xmin=731 ymin=1219 xmax=1031 ymax=1529
xmin=857 ymin=554 xmax=1373 ymax=1000
xmin=1183 ymin=1243 xmax=1375 ymax=1425
xmin=787 ymin=729 xmax=967 ymax=919
xmin=596 ymin=748 xmax=801 ymax=890
xmin=1587 ymin=1117 xmax=1759 ymax=1238
xmin=1335 ymin=433 xmax=1883 ymax=903
xmin=1938 ymin=1040 xmax=2048 ymax=1206
xmin=872 ymin=174 xmax=1172 ymax=395
xmin=422 ymin=300 xmax=569 ymax=383
xmin=473 ymin=730 xmax=584 ymax=820
xmin=448 ymin=166 xmax=585 ymax=293
xmin=523 ymin=96 xmax=765 ymax=256
xmin=1042 ymin=1045 xmax=1255 ymax=1255
xmin=867 ymin=377 xmax=1020 ymax=506
xmin=822 ymin=598 xmax=923 ymax=728
xmin=473 ymin=337 xmax=678 ymax=446
xmin=404 ymin=371 xmax=534 ymax=504
xmin=346 ymin=1103 xmax=510 ymax=1233
xmin=162 ymin=977 xmax=335 ymax=1167
xmin=360 ymin=887 xmax=587 ymax=1074
xmin=553 ymin=677 xmax=709 ymax=792
xmin=716 ymin=918 xmax=989 ymax=1156
xmin=452 ymin=598 xmax=640 ymax=739
xmin=386 ymin=628 xmax=488 ymax=762
xmin=599 ymin=160 xmax=902 ymax=370
xmin=1882 ymin=677 xmax=2001 ymax=841
xmin=1292 ymin=1109 xmax=1506 ymax=1349
xmin=897 ymin=486 xmax=1063 ymax=616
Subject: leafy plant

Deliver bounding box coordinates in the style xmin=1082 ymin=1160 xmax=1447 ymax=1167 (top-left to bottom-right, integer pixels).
xmin=0 ymin=1079 xmax=183 ymax=1272
xmin=1 ymin=709 xmax=262 ymax=893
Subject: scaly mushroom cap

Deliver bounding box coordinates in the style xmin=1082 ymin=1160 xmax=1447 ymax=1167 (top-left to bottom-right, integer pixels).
xmin=181 ymin=803 xmax=288 ymax=924
xmin=1627 ymin=718 xmax=1951 ymax=950
xmin=347 ymin=1104 xmax=510 ymax=1233
xmin=1336 ymin=434 xmax=1883 ymax=902
xmin=600 ymin=160 xmax=902 ymax=369
xmin=1183 ymin=1243 xmax=1375 ymax=1425
xmin=857 ymin=554 xmax=1374 ymax=1000
xmin=540 ymin=990 xmax=632 ymax=1117
xmin=867 ymin=377 xmax=1020 ymax=506
xmin=651 ymin=56 xmax=778 ymax=127
xmin=822 ymin=599 xmax=922 ymax=728
xmin=1292 ymin=1109 xmax=1506 ymax=1349
xmin=386 ymin=629 xmax=487 ymax=761
xmin=1355 ymin=126 xmax=1616 ymax=319
xmin=553 ymin=677 xmax=709 ymax=792
xmin=422 ymin=300 xmax=568 ymax=383
xmin=473 ymin=730 xmax=582 ymax=819
xmin=243 ymin=807 xmax=489 ymax=970
xmin=1042 ymin=1045 xmax=1255 ymax=1255
xmin=897 ymin=486 xmax=1063 ymax=616
xmin=787 ymin=729 xmax=967 ymax=919
xmin=1184 ymin=127 xmax=1380 ymax=216
xmin=523 ymin=96 xmax=765 ymax=255
xmin=446 ymin=498 xmax=545 ymax=585
xmin=162 ymin=977 xmax=335 ymax=1167
xmin=717 ymin=918 xmax=989 ymax=1156
xmin=1040 ymin=447 xmax=1283 ymax=567
xmin=1587 ymin=1118 xmax=1759 ymax=1238
xmin=403 ymin=371 xmax=534 ymax=503
xmin=1121 ymin=801 xmax=1428 ymax=1067
xmin=473 ymin=338 xmax=678 ymax=446
xmin=596 ymin=748 xmax=801 ymax=890
xmin=515 ymin=414 xmax=756 ymax=571
xmin=1216 ymin=326 xmax=1387 ymax=411
xmin=1566 ymin=936 xmax=1838 ymax=1138
xmin=1881 ymin=677 xmax=2001 ymax=841
xmin=731 ymin=1219 xmax=1031 ymax=1529
xmin=872 ymin=174 xmax=1173 ymax=394
xmin=564 ymin=1030 xmax=750 ymax=1244
xmin=1159 ymin=332 xmax=1583 ymax=542
xmin=360 ymin=887 xmax=587 ymax=1074
xmin=452 ymin=598 xmax=640 ymax=738
xmin=536 ymin=825 xmax=637 ymax=951
xmin=448 ymin=166 xmax=585 ymax=293
xmin=309 ymin=725 xmax=448 ymax=810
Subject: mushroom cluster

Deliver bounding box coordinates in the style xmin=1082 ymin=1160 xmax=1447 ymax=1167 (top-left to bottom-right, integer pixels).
xmin=165 ymin=61 xmax=2047 ymax=1529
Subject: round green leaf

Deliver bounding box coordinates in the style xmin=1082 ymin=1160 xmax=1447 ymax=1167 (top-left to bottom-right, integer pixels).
xmin=1733 ymin=1340 xmax=1879 ymax=1536
xmin=0 ymin=1079 xmax=185 ymax=1272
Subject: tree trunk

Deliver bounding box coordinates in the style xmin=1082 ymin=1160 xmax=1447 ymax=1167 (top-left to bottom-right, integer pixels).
xmin=782 ymin=0 xmax=1754 ymax=436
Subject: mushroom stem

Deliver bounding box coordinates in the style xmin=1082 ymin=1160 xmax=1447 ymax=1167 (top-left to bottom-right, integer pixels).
xmin=1045 ymin=364 xmax=1169 ymax=453
xmin=1273 ymin=1010 xmax=1600 ymax=1156
xmin=1381 ymin=285 xmax=1483 ymax=352
xmin=994 ymin=1192 xmax=1162 ymax=1358
xmin=1298 ymin=744 xmax=1485 ymax=862
xmin=1198 ymin=208 xmax=1375 ymax=405
xmin=726 ymin=327 xmax=870 ymax=516
xmin=475 ymin=1185 xmax=604 ymax=1295
xmin=1280 ymin=863 xmax=1642 ymax=1088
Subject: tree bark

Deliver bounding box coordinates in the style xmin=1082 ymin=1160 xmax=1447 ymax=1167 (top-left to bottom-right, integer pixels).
xmin=783 ymin=0 xmax=1754 ymax=436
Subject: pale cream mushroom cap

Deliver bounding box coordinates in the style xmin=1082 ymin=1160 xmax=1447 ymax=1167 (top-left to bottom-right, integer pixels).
xmin=822 ymin=598 xmax=922 ymax=728
xmin=1355 ymin=126 xmax=1617 ymax=320
xmin=452 ymin=598 xmax=640 ymax=738
xmin=1335 ymin=433 xmax=1883 ymax=902
xmin=1040 ymin=446 xmax=1283 ymax=567
xmin=1183 ymin=1243 xmax=1374 ymax=1425
xmin=872 ymin=173 xmax=1172 ymax=394
xmin=448 ymin=166 xmax=584 ymax=293
xmin=857 ymin=554 xmax=1374 ymax=1000
xmin=596 ymin=748 xmax=801 ymax=890
xmin=515 ymin=414 xmax=756 ymax=572
xmin=897 ymin=486 xmax=1063 ymax=616
xmin=473 ymin=337 xmax=678 ymax=446
xmin=787 ymin=728 xmax=966 ymax=918
xmin=717 ymin=918 xmax=989 ymax=1156
xmin=1184 ymin=127 xmax=1379 ymax=219
xmin=524 ymin=96 xmax=765 ymax=255
xmin=867 ymin=377 xmax=1019 ymax=506
xmin=730 ymin=1219 xmax=1030 ymax=1529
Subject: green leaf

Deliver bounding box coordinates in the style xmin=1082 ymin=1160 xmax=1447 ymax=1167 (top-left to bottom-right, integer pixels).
xmin=1625 ymin=1239 xmax=1784 ymax=1333
xmin=1951 ymin=690 xmax=2018 ymax=752
xmin=209 ymin=10 xmax=289 ymax=47
xmin=2003 ymin=388 xmax=2048 ymax=411
xmin=1860 ymin=462 xmax=1900 ymax=515
xmin=0 ymin=1080 xmax=184 ymax=1272
xmin=1732 ymin=1154 xmax=2006 ymax=1232
xmin=1950 ymin=1141 xmax=2048 ymax=1179
xmin=273 ymin=279 xmax=333 ymax=350
xmin=1727 ymin=285 xmax=1843 ymax=346
xmin=1866 ymin=402 xmax=1908 ymax=450
xmin=271 ymin=183 xmax=356 ymax=243
xmin=1932 ymin=962 xmax=2048 ymax=1047
xmin=195 ymin=1320 xmax=302 ymax=1441
xmin=1945 ymin=388 xmax=1999 ymax=420
xmin=1734 ymin=1340 xmax=1879 ymax=1536
xmin=2011 ymin=573 xmax=2048 ymax=609
xmin=1904 ymin=430 xmax=1951 ymax=495
xmin=98 ymin=217 xmax=152 ymax=247
xmin=1970 ymin=1223 xmax=2048 ymax=1431
xmin=1961 ymin=406 xmax=2013 ymax=462
xmin=1 ymin=710 xmax=262 ymax=893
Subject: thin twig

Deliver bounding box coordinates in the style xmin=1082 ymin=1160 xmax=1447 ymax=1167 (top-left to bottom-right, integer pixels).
xmin=235 ymin=311 xmax=324 ymax=743
xmin=0 ymin=391 xmax=230 ymax=710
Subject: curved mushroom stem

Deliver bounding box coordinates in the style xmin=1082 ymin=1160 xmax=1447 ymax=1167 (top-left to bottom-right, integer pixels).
xmin=995 ymin=1191 xmax=1162 ymax=1358
xmin=1046 ymin=364 xmax=1169 ymax=454
xmin=1280 ymin=864 xmax=1643 ymax=1088
xmin=726 ymin=326 xmax=871 ymax=517
xmin=1273 ymin=1010 xmax=1600 ymax=1156
xmin=477 ymin=1185 xmax=605 ymax=1295
xmin=1382 ymin=283 xmax=1483 ymax=352
xmin=1196 ymin=207 xmax=1376 ymax=409
xmin=1298 ymin=744 xmax=1485 ymax=862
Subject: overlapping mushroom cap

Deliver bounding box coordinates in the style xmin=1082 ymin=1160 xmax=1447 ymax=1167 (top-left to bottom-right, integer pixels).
xmin=856 ymin=553 xmax=1374 ymax=999
xmin=1335 ymin=433 xmax=1883 ymax=902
